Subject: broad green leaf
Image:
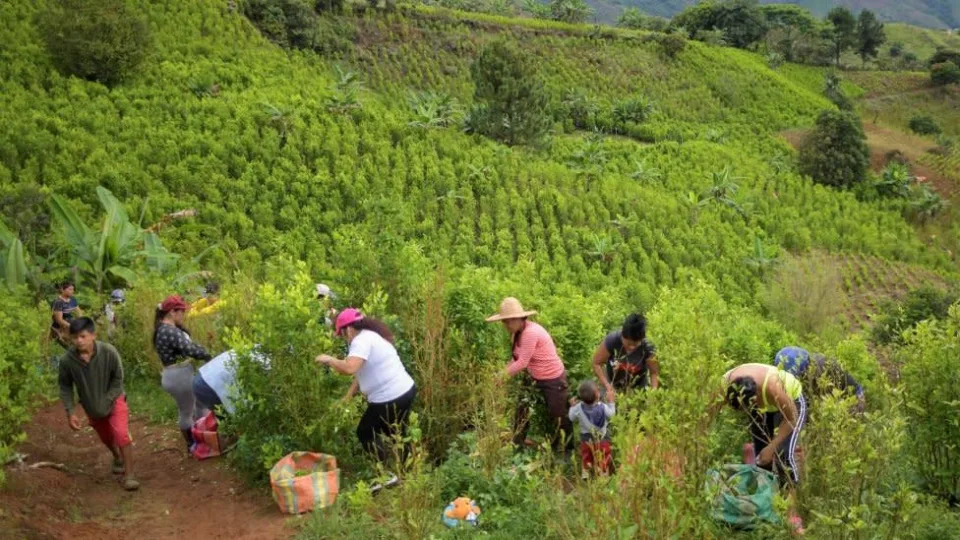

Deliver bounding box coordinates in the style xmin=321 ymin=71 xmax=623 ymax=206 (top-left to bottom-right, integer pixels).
xmin=4 ymin=238 xmax=27 ymax=290
xmin=48 ymin=194 xmax=93 ymax=249
xmin=107 ymin=265 xmax=139 ymax=285
xmin=0 ymin=218 xmax=15 ymax=245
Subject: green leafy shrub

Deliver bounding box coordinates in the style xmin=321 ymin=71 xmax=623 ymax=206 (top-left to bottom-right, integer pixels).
xmin=871 ymin=286 xmax=958 ymax=345
xmin=467 ymin=41 xmax=551 ymax=145
xmin=930 ymin=61 xmax=960 ymax=86
xmin=759 ymin=253 xmax=846 ymax=337
xmin=898 ymin=304 xmax=960 ymax=502
xmin=223 ymin=260 xmax=354 ymax=481
xmin=612 ymin=97 xmax=655 ymax=126
xmin=909 ymin=115 xmax=942 ymax=135
xmin=671 ymin=0 xmax=767 ymax=49
xmin=823 ymin=72 xmax=854 ymax=111
xmin=799 ymin=110 xmax=870 ymax=189
xmin=548 ymin=0 xmax=591 ymax=24
xmin=407 ymin=91 xmax=461 ymax=129
xmin=242 ymin=0 xmax=319 ymax=49
xmin=653 ymin=33 xmax=686 ymax=59
xmin=40 ymin=0 xmax=150 ymax=86
xmin=617 ymin=7 xmax=646 ymax=30
xmin=0 ymin=288 xmax=50 ymax=485
xmin=873 ymin=163 xmax=913 ymax=198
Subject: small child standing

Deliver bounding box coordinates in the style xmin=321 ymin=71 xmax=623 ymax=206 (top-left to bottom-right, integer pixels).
xmin=568 ymin=380 xmax=615 ymax=478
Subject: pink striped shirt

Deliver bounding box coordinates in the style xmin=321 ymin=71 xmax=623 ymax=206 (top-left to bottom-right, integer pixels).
xmin=506 ymin=322 xmax=565 ymax=380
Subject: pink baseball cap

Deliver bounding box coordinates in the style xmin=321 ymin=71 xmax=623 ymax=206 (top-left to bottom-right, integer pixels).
xmin=335 ymin=308 xmax=363 ymax=336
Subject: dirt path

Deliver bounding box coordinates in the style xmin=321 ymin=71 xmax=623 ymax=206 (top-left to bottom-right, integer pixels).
xmin=0 ymin=404 xmax=292 ymax=539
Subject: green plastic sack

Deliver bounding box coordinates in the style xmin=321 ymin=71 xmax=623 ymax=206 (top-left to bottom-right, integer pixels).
xmin=704 ymin=464 xmax=780 ymax=529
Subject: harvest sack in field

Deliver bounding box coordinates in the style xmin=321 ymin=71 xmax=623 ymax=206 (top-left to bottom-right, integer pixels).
xmin=704 ymin=464 xmax=780 ymax=528
xmin=190 ymin=411 xmax=221 ymax=460
xmin=270 ymin=452 xmax=340 ymax=514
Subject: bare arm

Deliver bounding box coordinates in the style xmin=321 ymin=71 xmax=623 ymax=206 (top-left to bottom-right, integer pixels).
xmin=317 ymin=354 xmax=364 ymax=376
xmin=647 ymin=354 xmax=660 ymax=389
xmin=769 ymin=385 xmax=799 ymax=449
xmin=53 ymin=311 xmax=69 ymax=331
xmin=591 ymin=343 xmax=615 ymax=400
xmin=343 ymin=379 xmax=359 ymax=401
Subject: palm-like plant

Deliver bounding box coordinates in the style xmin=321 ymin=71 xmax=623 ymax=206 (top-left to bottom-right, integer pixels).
xmin=260 ymin=102 xmax=295 ymax=147
xmin=873 ymin=163 xmax=912 ymax=198
xmin=608 ymin=213 xmax=637 ymax=234
xmin=768 ymin=152 xmax=791 ymax=175
xmin=569 ymin=132 xmax=608 ymax=188
xmin=907 ymin=185 xmax=946 ymax=223
xmin=325 ymin=66 xmax=363 ymax=114
xmin=698 ymin=167 xmax=747 ymax=217
xmin=436 ymin=189 xmax=467 ymax=202
xmin=467 ymin=164 xmax=491 ymax=181
xmin=630 ymin=160 xmax=662 ymax=183
xmin=744 ymin=237 xmax=779 ymax=272
xmin=587 ymin=234 xmax=615 ymax=263
xmin=48 ymin=187 xmax=181 ymax=293
xmin=408 ymin=91 xmax=461 ymax=129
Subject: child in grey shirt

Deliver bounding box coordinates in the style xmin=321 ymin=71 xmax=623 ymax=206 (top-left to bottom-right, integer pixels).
xmin=568 ymin=380 xmax=615 ymax=477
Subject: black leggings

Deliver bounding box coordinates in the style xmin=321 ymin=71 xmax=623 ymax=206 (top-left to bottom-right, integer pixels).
xmin=357 ymin=385 xmax=417 ymax=464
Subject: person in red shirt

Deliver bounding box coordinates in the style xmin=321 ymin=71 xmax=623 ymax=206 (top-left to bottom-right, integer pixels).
xmin=487 ymin=297 xmax=573 ymax=452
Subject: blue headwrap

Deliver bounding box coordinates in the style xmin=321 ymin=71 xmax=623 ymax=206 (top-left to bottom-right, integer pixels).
xmin=774 ymin=346 xmax=810 ymax=376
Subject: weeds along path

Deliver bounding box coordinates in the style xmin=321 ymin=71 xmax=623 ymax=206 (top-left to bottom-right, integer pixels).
xmin=0 ymin=403 xmax=290 ymax=539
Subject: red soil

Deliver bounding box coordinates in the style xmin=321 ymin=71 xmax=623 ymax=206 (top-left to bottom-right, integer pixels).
xmin=0 ymin=404 xmax=292 ymax=540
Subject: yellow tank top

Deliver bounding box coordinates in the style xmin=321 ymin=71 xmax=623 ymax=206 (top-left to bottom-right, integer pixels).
xmin=724 ymin=363 xmax=803 ymax=413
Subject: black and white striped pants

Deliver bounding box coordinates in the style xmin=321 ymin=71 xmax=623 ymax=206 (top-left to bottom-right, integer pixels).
xmin=749 ymin=395 xmax=807 ymax=486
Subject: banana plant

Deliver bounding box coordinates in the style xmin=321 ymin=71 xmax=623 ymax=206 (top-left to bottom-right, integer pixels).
xmin=0 ymin=219 xmax=27 ymax=291
xmin=48 ymin=186 xmax=181 ymax=294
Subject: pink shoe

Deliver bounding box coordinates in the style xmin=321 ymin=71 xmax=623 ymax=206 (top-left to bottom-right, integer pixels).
xmin=742 ymin=442 xmax=756 ymax=465
xmin=789 ymin=514 xmax=805 ymax=535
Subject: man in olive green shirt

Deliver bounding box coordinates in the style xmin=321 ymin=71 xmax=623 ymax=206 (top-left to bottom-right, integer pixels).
xmin=58 ymin=317 xmax=139 ymax=491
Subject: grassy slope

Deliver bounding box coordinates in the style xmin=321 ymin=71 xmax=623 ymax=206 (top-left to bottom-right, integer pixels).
xmin=595 ymin=1 xmax=959 ymax=28
xmin=885 ymin=23 xmax=960 ymax=60
xmin=0 ymin=1 xmax=953 ymax=318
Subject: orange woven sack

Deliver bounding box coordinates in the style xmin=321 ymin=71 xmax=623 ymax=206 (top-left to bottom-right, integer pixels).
xmin=270 ymin=452 xmax=340 ymax=514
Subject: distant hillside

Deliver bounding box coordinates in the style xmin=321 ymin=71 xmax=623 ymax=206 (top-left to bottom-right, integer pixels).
xmin=594 ymin=1 xmax=959 ymax=29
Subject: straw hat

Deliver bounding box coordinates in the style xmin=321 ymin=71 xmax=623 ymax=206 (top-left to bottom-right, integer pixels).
xmin=485 ymin=297 xmax=537 ymax=322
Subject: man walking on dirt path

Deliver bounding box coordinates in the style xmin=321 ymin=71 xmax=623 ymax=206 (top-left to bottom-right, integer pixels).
xmin=59 ymin=317 xmax=139 ymax=491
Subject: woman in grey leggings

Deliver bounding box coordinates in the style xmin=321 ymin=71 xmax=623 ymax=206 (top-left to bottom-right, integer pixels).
xmin=154 ymin=295 xmax=212 ymax=450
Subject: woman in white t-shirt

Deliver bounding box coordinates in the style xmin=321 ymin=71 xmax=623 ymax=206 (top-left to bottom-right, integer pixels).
xmin=315 ymin=308 xmax=416 ymax=491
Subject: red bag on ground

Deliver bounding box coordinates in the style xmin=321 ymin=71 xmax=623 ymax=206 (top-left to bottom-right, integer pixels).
xmin=270 ymin=452 xmax=340 ymax=514
xmin=190 ymin=411 xmax=221 ymax=460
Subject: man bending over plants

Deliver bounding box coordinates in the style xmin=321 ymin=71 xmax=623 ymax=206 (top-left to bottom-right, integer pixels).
xmin=717 ymin=363 xmax=806 ymax=533
xmin=58 ymin=317 xmax=139 ymax=491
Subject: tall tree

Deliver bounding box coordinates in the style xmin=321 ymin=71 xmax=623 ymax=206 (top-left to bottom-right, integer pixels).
xmin=799 ymin=110 xmax=869 ymax=189
xmin=856 ymin=10 xmax=886 ymax=66
xmin=825 ymin=6 xmax=856 ymax=66
xmin=468 ymin=41 xmax=551 ymax=146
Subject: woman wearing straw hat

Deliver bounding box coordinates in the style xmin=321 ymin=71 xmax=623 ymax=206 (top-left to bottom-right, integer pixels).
xmin=487 ymin=297 xmax=573 ymax=452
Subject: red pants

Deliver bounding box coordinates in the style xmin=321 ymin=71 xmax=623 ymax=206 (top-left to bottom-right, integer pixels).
xmin=89 ymin=395 xmax=132 ymax=448
xmin=580 ymin=440 xmax=612 ymax=473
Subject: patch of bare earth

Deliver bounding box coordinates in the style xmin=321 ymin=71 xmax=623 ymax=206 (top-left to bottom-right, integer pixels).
xmin=0 ymin=404 xmax=293 ymax=540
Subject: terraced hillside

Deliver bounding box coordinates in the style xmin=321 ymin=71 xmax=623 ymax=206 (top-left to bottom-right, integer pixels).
xmin=3 ymin=1 xmax=960 ymax=538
